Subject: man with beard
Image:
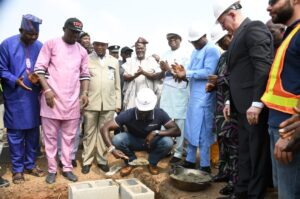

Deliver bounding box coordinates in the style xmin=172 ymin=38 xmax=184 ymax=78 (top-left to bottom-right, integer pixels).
xmin=212 ymin=0 xmax=273 ymax=198
xmin=35 ymin=18 xmax=90 ymax=184
xmin=0 ymin=14 xmax=45 ymax=184
xmin=261 ymin=0 xmax=300 ymax=198
xmin=122 ymin=37 xmax=161 ymax=110
xmin=100 ymin=88 xmax=180 ymax=176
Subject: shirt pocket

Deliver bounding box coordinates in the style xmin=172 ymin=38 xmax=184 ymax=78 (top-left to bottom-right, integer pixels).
xmin=108 ymin=66 xmax=115 ymax=80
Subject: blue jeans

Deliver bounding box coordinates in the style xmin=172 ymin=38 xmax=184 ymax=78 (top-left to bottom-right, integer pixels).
xmin=112 ymin=132 xmax=173 ymax=166
xmin=269 ymin=127 xmax=300 ymax=199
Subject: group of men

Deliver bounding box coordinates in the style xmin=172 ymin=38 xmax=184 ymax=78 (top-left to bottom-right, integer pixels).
xmin=210 ymin=0 xmax=300 ymax=199
xmin=0 ymin=1 xmax=300 ymax=199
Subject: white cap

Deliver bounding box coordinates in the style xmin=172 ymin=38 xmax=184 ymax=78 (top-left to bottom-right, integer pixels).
xmin=135 ymin=88 xmax=157 ymax=111
xmin=211 ymin=24 xmax=228 ymax=44
xmin=188 ymin=24 xmax=208 ymax=42
xmin=212 ymin=0 xmax=241 ymax=21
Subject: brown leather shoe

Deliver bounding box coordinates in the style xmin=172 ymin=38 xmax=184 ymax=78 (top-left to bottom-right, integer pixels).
xmin=148 ymin=164 xmax=159 ymax=175
xmin=120 ymin=166 xmax=134 ymax=177
xmin=25 ymin=166 xmax=45 ymax=177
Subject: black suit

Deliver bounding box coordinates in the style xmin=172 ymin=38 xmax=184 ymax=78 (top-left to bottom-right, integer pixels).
xmin=227 ymin=18 xmax=273 ymax=199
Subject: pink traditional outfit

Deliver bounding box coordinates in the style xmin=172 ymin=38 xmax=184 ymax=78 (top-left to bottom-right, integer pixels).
xmin=35 ymin=38 xmax=90 ymax=173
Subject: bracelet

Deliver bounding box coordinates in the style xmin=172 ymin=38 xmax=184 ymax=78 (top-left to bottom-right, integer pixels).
xmin=153 ymin=130 xmax=160 ymax=136
xmin=107 ymin=145 xmax=115 ymax=153
xmin=81 ymin=90 xmax=88 ymax=96
xmin=44 ymin=88 xmax=52 ymax=94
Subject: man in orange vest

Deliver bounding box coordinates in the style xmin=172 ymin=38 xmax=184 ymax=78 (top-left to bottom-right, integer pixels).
xmin=262 ymin=1 xmax=300 ymax=198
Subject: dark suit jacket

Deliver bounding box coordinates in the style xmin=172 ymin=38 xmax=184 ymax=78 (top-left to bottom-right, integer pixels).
xmin=227 ymin=18 xmax=274 ymax=113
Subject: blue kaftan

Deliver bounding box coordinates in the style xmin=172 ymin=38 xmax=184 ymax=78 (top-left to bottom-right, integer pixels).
xmin=185 ymin=42 xmax=220 ymax=148
xmin=0 ymin=34 xmax=42 ymax=129
xmin=0 ymin=34 xmax=42 ymax=173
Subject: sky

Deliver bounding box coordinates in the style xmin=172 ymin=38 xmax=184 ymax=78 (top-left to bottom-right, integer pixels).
xmin=0 ymin=0 xmax=271 ymax=56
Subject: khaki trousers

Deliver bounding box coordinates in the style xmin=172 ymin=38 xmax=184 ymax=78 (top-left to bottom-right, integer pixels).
xmin=82 ymin=110 xmax=114 ymax=166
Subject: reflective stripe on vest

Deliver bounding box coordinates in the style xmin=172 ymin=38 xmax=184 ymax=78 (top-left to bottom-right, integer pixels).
xmin=261 ymin=24 xmax=300 ymax=114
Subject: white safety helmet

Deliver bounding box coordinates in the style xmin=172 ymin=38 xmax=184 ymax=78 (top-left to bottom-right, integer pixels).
xmin=92 ymin=34 xmax=109 ymax=45
xmin=188 ymin=23 xmax=208 ymax=42
xmin=135 ymin=88 xmax=157 ymax=111
xmin=212 ymin=0 xmax=241 ymax=21
xmin=211 ymin=24 xmax=228 ymax=44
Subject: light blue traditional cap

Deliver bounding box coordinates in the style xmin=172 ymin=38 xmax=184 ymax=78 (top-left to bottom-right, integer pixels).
xmin=20 ymin=14 xmax=42 ymax=32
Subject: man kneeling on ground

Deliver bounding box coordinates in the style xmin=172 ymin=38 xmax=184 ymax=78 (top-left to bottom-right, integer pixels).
xmin=100 ymin=88 xmax=180 ymax=176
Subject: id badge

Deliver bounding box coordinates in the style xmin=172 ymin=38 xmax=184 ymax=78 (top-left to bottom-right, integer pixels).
xmin=108 ymin=66 xmax=115 ymax=80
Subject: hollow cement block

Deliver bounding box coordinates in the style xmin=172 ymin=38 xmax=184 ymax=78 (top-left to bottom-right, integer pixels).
xmin=117 ymin=178 xmax=154 ymax=199
xmin=68 ymin=179 xmax=119 ymax=199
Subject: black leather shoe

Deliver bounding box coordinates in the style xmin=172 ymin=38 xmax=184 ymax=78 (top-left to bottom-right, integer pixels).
xmin=0 ymin=177 xmax=9 ymax=187
xmin=98 ymin=164 xmax=109 ymax=172
xmin=45 ymin=173 xmax=56 ymax=184
xmin=217 ymin=192 xmax=247 ymax=199
xmin=72 ymin=159 xmax=77 ymax=167
xmin=169 ymin=156 xmax=182 ymax=164
xmin=62 ymin=171 xmax=78 ymax=182
xmin=199 ymin=166 xmax=211 ymax=173
xmin=58 ymin=160 xmax=63 ymax=168
xmin=213 ymin=173 xmax=229 ymax=182
xmin=179 ymin=161 xmax=196 ymax=169
xmin=81 ymin=165 xmax=91 ymax=174
xmin=219 ymin=184 xmax=234 ymax=195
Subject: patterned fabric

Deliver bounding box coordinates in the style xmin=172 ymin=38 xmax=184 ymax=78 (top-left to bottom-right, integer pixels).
xmin=0 ymin=34 xmax=42 ymax=129
xmin=21 ymin=14 xmax=42 ymax=32
xmin=214 ymin=52 xmax=238 ymax=184
xmin=122 ymin=56 xmax=160 ymax=110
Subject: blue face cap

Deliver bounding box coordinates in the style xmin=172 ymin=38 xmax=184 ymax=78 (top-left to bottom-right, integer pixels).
xmin=21 ymin=14 xmax=42 ymax=33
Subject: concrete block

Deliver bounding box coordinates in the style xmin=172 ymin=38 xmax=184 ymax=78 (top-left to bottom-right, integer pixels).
xmin=117 ymin=178 xmax=154 ymax=199
xmin=68 ymin=179 xmax=119 ymax=199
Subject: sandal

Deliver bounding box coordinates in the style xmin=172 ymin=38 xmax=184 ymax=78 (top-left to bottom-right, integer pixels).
xmin=12 ymin=172 xmax=25 ymax=184
xmin=25 ymin=166 xmax=45 ymax=177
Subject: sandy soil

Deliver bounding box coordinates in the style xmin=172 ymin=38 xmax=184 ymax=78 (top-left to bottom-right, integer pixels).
xmin=0 ymin=150 xmax=277 ymax=199
xmin=0 ymin=150 xmax=229 ymax=199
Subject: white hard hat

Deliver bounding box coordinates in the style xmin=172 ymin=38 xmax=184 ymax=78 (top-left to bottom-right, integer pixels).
xmin=93 ymin=34 xmax=109 ymax=45
xmin=135 ymin=88 xmax=157 ymax=111
xmin=188 ymin=24 xmax=208 ymax=42
xmin=211 ymin=24 xmax=228 ymax=44
xmin=212 ymin=0 xmax=241 ymax=20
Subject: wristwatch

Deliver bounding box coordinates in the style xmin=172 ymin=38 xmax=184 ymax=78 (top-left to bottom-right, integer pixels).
xmin=153 ymin=130 xmax=160 ymax=136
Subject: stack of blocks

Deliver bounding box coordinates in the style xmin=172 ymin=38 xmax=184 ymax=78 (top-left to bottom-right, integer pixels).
xmin=68 ymin=178 xmax=154 ymax=199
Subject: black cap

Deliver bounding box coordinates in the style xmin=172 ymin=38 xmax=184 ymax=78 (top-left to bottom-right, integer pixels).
xmin=64 ymin=18 xmax=83 ymax=32
xmin=166 ymin=33 xmax=182 ymax=41
xmin=79 ymin=32 xmax=90 ymax=39
xmin=108 ymin=45 xmax=120 ymax=53
xmin=121 ymin=46 xmax=133 ymax=54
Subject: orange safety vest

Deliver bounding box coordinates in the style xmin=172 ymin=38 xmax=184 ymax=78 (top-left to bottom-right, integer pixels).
xmin=261 ymin=23 xmax=300 ymax=114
